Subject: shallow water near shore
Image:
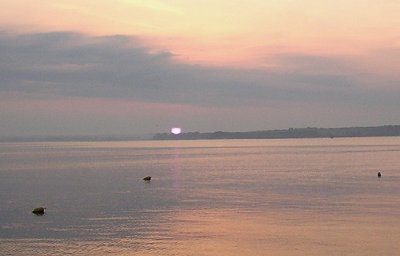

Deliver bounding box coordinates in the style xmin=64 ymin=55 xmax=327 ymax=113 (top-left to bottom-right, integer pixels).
xmin=1 ymin=137 xmax=400 ymax=255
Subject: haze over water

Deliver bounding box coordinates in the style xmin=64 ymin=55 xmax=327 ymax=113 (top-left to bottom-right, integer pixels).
xmin=1 ymin=137 xmax=400 ymax=255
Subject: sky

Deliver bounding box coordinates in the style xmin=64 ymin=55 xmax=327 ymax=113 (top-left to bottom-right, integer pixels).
xmin=0 ymin=0 xmax=399 ymax=137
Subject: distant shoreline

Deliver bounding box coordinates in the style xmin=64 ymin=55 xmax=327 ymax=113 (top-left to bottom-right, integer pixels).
xmin=1 ymin=125 xmax=400 ymax=142
xmin=153 ymin=125 xmax=400 ymax=140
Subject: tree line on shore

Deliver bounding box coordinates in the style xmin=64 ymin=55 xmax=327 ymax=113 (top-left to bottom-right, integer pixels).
xmin=153 ymin=125 xmax=400 ymax=140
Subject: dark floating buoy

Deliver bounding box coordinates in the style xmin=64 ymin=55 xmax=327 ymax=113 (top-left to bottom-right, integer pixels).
xmin=32 ymin=207 xmax=45 ymax=216
xmin=377 ymin=172 xmax=382 ymax=178
xmin=143 ymin=176 xmax=151 ymax=181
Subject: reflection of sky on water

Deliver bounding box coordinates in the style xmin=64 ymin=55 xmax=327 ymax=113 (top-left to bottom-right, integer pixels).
xmin=1 ymin=138 xmax=400 ymax=255
xmin=2 ymin=207 xmax=400 ymax=255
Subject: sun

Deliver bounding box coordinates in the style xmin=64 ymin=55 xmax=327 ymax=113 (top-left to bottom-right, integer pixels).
xmin=171 ymin=127 xmax=182 ymax=135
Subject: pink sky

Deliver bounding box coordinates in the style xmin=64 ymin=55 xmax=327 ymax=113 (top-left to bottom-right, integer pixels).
xmin=1 ymin=0 xmax=399 ymax=66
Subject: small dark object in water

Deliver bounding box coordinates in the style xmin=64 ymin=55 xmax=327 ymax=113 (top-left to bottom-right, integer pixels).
xmin=143 ymin=176 xmax=151 ymax=181
xmin=32 ymin=207 xmax=45 ymax=215
xmin=377 ymin=172 xmax=382 ymax=178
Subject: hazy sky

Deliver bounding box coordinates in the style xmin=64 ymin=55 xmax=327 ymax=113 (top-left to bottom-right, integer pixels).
xmin=1 ymin=0 xmax=399 ymax=137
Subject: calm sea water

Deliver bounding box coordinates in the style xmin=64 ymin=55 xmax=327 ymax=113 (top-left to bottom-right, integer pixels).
xmin=0 ymin=138 xmax=399 ymax=255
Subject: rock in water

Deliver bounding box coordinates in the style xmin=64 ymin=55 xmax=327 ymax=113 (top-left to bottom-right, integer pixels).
xmin=143 ymin=176 xmax=151 ymax=181
xmin=32 ymin=207 xmax=45 ymax=215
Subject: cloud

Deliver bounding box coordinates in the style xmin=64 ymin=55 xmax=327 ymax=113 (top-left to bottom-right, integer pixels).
xmin=1 ymin=30 xmax=383 ymax=107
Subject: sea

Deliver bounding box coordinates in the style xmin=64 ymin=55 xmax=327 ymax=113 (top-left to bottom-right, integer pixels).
xmin=0 ymin=137 xmax=399 ymax=255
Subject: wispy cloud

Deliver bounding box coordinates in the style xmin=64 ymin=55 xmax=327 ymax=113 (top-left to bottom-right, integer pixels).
xmin=119 ymin=0 xmax=183 ymax=14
